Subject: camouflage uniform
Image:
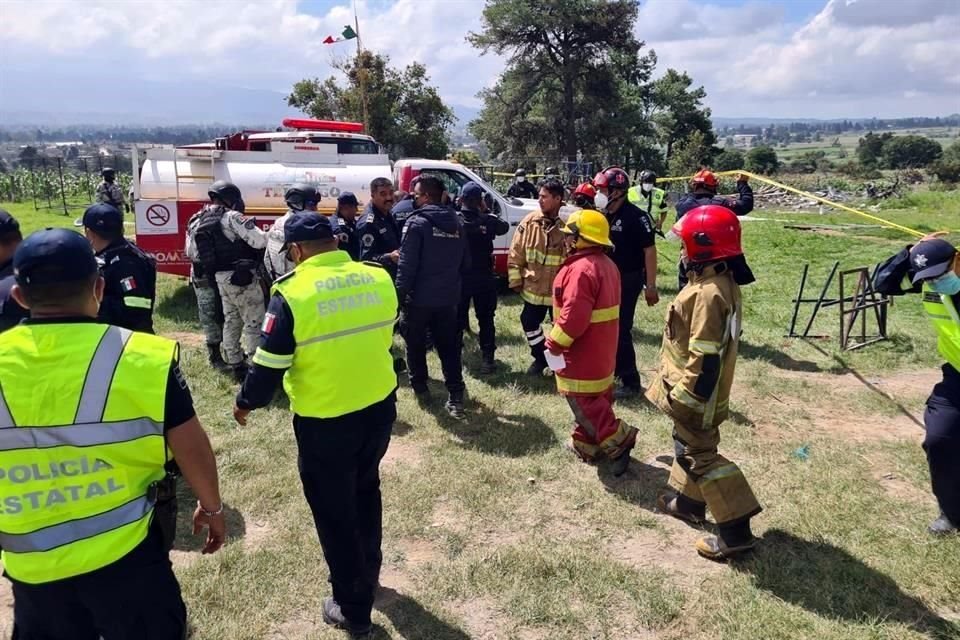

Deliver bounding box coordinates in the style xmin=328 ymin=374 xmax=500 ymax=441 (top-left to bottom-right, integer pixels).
xmin=185 ymin=212 xmax=224 ymax=344
xmin=185 ymin=205 xmax=267 ymax=366
xmin=95 ymin=181 xmax=126 ymax=211
xmin=263 ymin=210 xmax=297 ymax=281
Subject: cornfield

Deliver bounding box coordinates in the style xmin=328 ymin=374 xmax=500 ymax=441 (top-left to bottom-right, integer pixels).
xmin=0 ymin=168 xmax=132 ymax=206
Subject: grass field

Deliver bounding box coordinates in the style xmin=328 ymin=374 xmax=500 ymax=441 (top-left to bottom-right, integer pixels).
xmin=761 ymin=127 xmax=957 ymax=163
xmin=1 ymin=189 xmax=960 ymax=639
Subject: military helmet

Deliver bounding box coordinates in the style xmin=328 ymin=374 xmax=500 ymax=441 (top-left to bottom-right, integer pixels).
xmin=284 ymin=183 xmax=320 ymax=211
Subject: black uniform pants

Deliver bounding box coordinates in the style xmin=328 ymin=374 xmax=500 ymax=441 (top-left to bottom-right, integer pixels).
xmin=520 ymin=302 xmax=550 ymax=363
xmin=616 ymin=270 xmax=645 ymax=388
xmin=403 ymin=305 xmax=465 ymax=396
xmin=923 ymin=367 xmax=960 ymax=525
xmin=9 ymin=527 xmax=186 ymax=640
xmin=458 ymin=278 xmax=498 ymax=358
xmin=296 ymin=418 xmax=393 ymax=627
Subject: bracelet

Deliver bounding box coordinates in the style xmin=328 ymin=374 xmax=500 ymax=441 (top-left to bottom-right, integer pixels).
xmin=198 ymin=501 xmax=224 ymax=517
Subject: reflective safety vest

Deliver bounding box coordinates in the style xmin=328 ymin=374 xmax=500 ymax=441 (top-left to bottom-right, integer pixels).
xmin=627 ymin=186 xmax=667 ymax=216
xmin=256 ymin=250 xmax=398 ymax=418
xmin=922 ymin=284 xmax=960 ymax=370
xmin=0 ymin=323 xmax=175 ymax=584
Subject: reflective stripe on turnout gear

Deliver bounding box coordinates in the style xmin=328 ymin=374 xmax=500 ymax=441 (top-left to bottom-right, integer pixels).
xmin=251 ymin=349 xmax=295 ymax=369
xmin=555 ymin=373 xmax=615 ymax=394
xmin=590 ymin=306 xmax=618 ymax=323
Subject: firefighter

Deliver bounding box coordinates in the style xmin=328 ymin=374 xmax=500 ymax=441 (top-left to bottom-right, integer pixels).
xmin=628 ymin=170 xmax=670 ymax=234
xmin=264 ymin=183 xmax=320 ymax=281
xmin=185 ymin=210 xmax=227 ymax=370
xmin=674 ymin=170 xmax=753 ymax=288
xmin=458 ymin=181 xmax=509 ymax=375
xmin=507 ymin=169 xmax=538 ymax=199
xmin=95 ymin=167 xmax=127 ymax=212
xmin=571 ymin=182 xmax=596 ymax=209
xmin=334 ymin=191 xmax=361 ymax=260
xmin=0 ymin=209 xmax=27 ymax=332
xmin=594 ymin=167 xmax=659 ymax=398
xmin=185 ymin=181 xmax=267 ymax=382
xmin=874 ymin=236 xmax=960 ymax=535
xmin=0 ymin=228 xmax=224 ymax=639
xmin=76 ymin=203 xmax=157 ymax=334
xmin=647 ymin=205 xmax=761 ymax=561
xmin=508 ymin=179 xmax=568 ymax=376
xmin=358 ymin=177 xmax=400 ymax=278
xmin=397 ymin=176 xmax=470 ymax=418
xmin=233 ymin=212 xmax=398 ymax=637
xmin=545 ymin=208 xmax=637 ymax=476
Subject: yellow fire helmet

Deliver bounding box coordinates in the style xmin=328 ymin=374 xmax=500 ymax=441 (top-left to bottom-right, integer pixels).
xmin=563 ymin=208 xmax=613 ymax=249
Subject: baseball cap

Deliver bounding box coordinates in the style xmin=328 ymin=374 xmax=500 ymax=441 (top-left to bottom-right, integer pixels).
xmin=460 ymin=181 xmax=484 ymax=201
xmin=0 ymin=208 xmax=20 ymax=235
xmin=75 ymin=203 xmax=123 ymax=234
xmin=282 ymin=212 xmax=340 ymax=249
xmin=14 ymin=228 xmax=99 ymax=286
xmin=910 ymin=238 xmax=957 ymax=284
xmin=337 ymin=192 xmax=359 ymax=206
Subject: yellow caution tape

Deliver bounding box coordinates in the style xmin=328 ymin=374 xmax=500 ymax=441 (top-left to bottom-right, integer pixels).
xmin=657 ymin=170 xmax=925 ymax=238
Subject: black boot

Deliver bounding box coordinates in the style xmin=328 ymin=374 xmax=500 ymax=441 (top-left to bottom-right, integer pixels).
xmin=526 ymin=357 xmax=548 ymax=377
xmin=206 ymin=343 xmax=228 ymax=371
xmin=928 ymin=512 xmax=958 ymax=536
xmin=232 ymin=362 xmax=248 ymax=384
xmin=445 ymin=392 xmax=466 ymax=419
xmin=479 ymin=353 xmax=496 ymax=375
xmin=321 ymin=597 xmax=372 ymax=637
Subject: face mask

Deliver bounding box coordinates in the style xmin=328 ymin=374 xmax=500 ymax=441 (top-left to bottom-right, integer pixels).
xmin=930 ymin=271 xmax=960 ymax=295
xmin=642 ymin=183 xmax=654 ymax=193
xmin=516 ymin=177 xmax=526 ymax=183
xmin=594 ymin=193 xmax=609 ymax=211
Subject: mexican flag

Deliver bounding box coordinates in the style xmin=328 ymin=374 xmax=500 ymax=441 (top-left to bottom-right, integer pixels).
xmin=323 ymin=26 xmax=358 ymax=44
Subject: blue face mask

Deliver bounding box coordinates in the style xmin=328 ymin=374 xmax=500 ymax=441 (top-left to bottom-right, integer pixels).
xmin=930 ymin=271 xmax=960 ymax=295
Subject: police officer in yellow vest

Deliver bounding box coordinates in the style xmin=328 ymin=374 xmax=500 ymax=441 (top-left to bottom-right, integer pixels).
xmin=233 ymin=212 xmax=398 ymax=637
xmin=0 ymin=228 xmax=225 ymax=639
xmin=876 ymin=235 xmax=960 ymax=535
xmin=627 ymin=170 xmax=669 ymax=234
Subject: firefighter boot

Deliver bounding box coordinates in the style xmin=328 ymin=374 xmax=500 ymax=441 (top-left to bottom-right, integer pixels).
xmin=657 ymin=493 xmax=706 ymax=525
xmin=696 ymin=521 xmax=758 ymax=562
xmin=206 ymin=343 xmax=228 ymax=371
xmin=928 ymin=512 xmax=958 ymax=536
xmin=611 ymin=447 xmax=633 ymax=477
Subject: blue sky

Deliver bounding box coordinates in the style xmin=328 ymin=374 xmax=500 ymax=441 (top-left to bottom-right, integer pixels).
xmin=2 ymin=0 xmax=958 ymax=123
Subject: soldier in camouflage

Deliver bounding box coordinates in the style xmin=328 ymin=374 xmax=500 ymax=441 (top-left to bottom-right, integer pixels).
xmin=186 ymin=211 xmax=227 ymax=370
xmin=185 ymin=181 xmax=267 ymax=381
xmin=95 ymin=168 xmax=127 ymax=212
xmin=264 ymin=183 xmax=320 ymax=281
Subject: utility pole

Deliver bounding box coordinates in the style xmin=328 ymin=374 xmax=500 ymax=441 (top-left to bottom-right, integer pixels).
xmin=354 ymin=0 xmax=369 ymax=131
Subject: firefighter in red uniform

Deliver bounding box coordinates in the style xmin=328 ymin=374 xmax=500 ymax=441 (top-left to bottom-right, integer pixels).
xmin=545 ymin=209 xmax=637 ymax=477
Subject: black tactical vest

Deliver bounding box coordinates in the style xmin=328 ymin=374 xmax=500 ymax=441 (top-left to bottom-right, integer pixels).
xmin=193 ymin=205 xmax=259 ymax=273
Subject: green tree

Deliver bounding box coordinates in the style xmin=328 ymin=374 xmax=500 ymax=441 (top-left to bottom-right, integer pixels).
xmin=788 ymin=150 xmax=829 ymax=174
xmin=468 ymin=0 xmax=648 ymax=163
xmin=449 ymin=149 xmax=482 ymax=166
xmin=17 ymin=145 xmax=40 ymax=169
xmin=648 ymin=69 xmax=715 ymax=162
xmin=856 ymin=131 xmax=893 ymax=168
xmin=929 ymin=139 xmax=960 ymax=183
xmin=667 ymin=130 xmax=715 ymax=176
xmin=745 ymin=146 xmax=780 ymax=175
xmin=880 ymin=135 xmax=942 ymax=169
xmin=287 ymin=51 xmax=453 ymax=159
xmin=713 ymin=149 xmax=745 ymax=172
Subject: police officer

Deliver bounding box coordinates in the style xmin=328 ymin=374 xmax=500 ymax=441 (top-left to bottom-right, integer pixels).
xmin=185 ymin=210 xmax=228 ymax=370
xmin=390 ymin=179 xmax=419 ymax=230
xmin=334 ymin=191 xmax=361 ymax=260
xmin=185 ymin=181 xmax=267 ymax=381
xmin=357 ymin=177 xmax=400 ymax=277
xmin=675 ymin=170 xmax=753 ymax=288
xmin=95 ymin=167 xmax=127 ymax=212
xmin=628 ymin=170 xmax=670 ymax=234
xmin=507 ymin=169 xmax=538 ymax=199
xmin=0 ymin=209 xmax=27 ymax=332
xmin=233 ymin=213 xmax=397 ymax=637
xmin=458 ymin=181 xmax=509 ymax=375
xmin=264 ymin=183 xmax=320 ymax=281
xmin=397 ymin=175 xmax=470 ymax=418
xmin=76 ymin=203 xmax=157 ymax=333
xmin=594 ymin=167 xmax=659 ymax=398
xmin=875 ymin=236 xmax=960 ymax=535
xmin=0 ymin=228 xmax=224 ymax=639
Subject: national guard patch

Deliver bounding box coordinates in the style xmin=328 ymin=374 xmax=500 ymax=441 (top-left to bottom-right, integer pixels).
xmin=362 ymin=233 xmax=376 ymax=247
xmin=121 ymin=276 xmax=136 ymax=292
xmin=243 ymin=218 xmax=256 ymax=230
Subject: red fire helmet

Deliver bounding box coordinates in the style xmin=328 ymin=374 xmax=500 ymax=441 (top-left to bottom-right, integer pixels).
xmin=690 ymin=169 xmax=719 ymax=190
xmin=573 ymin=182 xmax=597 ymax=199
xmin=671 ymin=205 xmax=743 ymax=262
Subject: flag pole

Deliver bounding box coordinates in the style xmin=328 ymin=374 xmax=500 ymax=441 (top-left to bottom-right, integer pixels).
xmin=354 ymin=0 xmax=369 ymax=130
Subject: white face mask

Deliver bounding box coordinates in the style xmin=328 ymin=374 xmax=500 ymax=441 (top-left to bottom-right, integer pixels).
xmin=594 ymin=192 xmax=609 ymax=211
xmin=516 ymin=176 xmax=526 ymax=183
xmin=642 ymin=183 xmax=654 ymax=193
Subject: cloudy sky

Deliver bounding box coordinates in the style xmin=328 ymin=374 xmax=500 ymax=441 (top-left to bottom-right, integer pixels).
xmin=1 ymin=0 xmax=958 ymax=122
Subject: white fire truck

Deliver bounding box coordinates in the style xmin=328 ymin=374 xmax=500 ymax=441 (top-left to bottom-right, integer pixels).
xmin=133 ymin=118 xmax=554 ymax=277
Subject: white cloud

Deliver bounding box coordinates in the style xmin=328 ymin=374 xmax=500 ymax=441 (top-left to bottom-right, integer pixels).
xmin=0 ymin=0 xmax=956 ymax=121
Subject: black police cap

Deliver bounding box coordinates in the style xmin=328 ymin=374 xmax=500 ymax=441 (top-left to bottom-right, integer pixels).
xmin=76 ymin=203 xmax=124 ymax=235
xmin=282 ymin=212 xmax=340 ymax=249
xmin=0 ymin=208 xmax=20 ymax=235
xmin=14 ymin=228 xmax=99 ymax=286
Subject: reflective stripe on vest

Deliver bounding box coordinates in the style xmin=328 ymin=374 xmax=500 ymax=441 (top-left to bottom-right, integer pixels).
xmin=922 ymin=285 xmax=960 ymax=370
xmin=275 ymin=251 xmax=398 ymax=418
xmin=0 ymin=324 xmax=171 ymax=584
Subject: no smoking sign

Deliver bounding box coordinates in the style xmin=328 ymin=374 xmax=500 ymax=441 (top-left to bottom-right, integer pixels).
xmin=136 ymin=201 xmax=179 ymax=235
xmin=146 ymin=204 xmax=171 ymax=226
